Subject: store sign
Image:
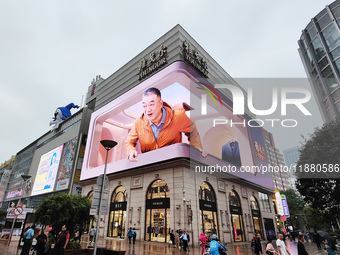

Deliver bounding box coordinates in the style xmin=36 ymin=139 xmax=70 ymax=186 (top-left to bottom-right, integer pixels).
xmin=6 ymin=188 xmax=23 ymax=199
xmin=229 ymin=205 xmax=242 ymax=215
xmin=138 ymin=45 xmax=168 ymax=80
xmin=146 ymin=198 xmax=170 ymax=209
xmin=182 ymin=40 xmax=208 ymax=78
xmin=110 ymin=201 xmax=127 ymax=211
xmin=275 ymin=190 xmax=285 ymax=216
xmin=251 ymin=209 xmax=260 ymax=217
xmin=281 ymin=195 xmax=290 ymax=218
xmin=199 ymin=200 xmax=217 ymax=212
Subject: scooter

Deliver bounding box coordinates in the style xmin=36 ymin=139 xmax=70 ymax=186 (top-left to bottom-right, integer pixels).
xmin=203 ymin=241 xmax=227 ymax=255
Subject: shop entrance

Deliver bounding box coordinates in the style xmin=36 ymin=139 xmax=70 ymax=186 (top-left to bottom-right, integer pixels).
xmin=108 ymin=186 xmax=127 ymax=238
xmin=229 ymin=190 xmax=245 ymax=242
xmin=250 ymin=196 xmax=264 ymax=238
xmin=199 ymin=182 xmax=218 ymax=236
xmin=145 ymin=180 xmax=170 ymax=243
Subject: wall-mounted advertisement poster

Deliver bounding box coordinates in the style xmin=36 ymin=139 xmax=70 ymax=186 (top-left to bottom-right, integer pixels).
xmin=56 ymin=137 xmax=78 ymax=191
xmin=31 ymin=145 xmax=63 ymax=196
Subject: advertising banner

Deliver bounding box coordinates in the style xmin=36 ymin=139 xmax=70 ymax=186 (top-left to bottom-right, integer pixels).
xmin=56 ymin=137 xmax=78 ymax=191
xmin=31 ymin=145 xmax=64 ymax=196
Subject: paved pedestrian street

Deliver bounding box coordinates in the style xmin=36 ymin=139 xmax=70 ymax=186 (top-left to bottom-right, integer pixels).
xmin=0 ymin=238 xmax=333 ymax=255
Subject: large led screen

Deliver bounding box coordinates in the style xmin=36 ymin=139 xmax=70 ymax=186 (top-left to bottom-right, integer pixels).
xmin=80 ymin=61 xmax=274 ymax=190
xmin=31 ymin=145 xmax=64 ymax=196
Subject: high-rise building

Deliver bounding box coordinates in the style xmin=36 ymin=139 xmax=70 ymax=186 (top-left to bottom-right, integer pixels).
xmin=283 ymin=146 xmax=301 ymax=189
xmin=298 ymin=0 xmax=340 ymax=123
xmin=262 ymin=129 xmax=291 ymax=191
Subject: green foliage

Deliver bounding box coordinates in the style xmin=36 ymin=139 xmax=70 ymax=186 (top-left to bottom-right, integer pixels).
xmin=34 ymin=193 xmax=93 ymax=235
xmin=0 ymin=210 xmax=7 ymax=220
xmin=280 ymin=189 xmax=305 ymax=215
xmin=296 ymin=119 xmax=340 ymax=223
xmin=67 ymin=240 xmax=82 ymax=250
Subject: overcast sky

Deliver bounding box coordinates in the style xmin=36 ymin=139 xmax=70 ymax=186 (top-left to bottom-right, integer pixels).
xmin=0 ymin=0 xmax=329 ymax=164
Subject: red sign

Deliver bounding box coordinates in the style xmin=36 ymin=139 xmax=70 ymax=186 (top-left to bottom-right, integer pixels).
xmin=280 ymin=216 xmax=286 ymax=221
xmin=13 ymin=206 xmax=23 ymax=216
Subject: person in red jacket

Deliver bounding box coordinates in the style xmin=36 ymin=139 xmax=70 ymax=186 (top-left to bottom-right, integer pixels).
xmin=125 ymin=87 xmax=207 ymax=161
xmin=199 ymin=230 xmax=209 ymax=255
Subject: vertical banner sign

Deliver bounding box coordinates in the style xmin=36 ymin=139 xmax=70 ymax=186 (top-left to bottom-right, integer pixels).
xmin=274 ymin=190 xmax=285 ymax=216
xmin=281 ymin=195 xmax=290 ymax=218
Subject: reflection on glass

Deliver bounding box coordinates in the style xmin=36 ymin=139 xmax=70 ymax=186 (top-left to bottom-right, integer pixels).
xmin=232 ymin=215 xmax=243 ymax=242
xmin=312 ymin=37 xmax=325 ymax=61
xmin=318 ymin=14 xmax=331 ymax=30
xmin=308 ymin=26 xmax=317 ymax=40
xmin=322 ymin=24 xmax=340 ymax=50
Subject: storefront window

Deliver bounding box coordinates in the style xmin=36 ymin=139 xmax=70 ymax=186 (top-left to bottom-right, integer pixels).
xmin=145 ymin=179 xmax=170 ymax=243
xmin=108 ymin=186 xmax=127 ymax=238
xmin=250 ymin=196 xmax=264 ymax=238
xmin=199 ymin=182 xmax=218 ymax=236
xmin=229 ymin=190 xmax=245 ymax=242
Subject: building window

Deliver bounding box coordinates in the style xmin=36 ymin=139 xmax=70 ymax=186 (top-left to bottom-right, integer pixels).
xmin=258 ymin=192 xmax=271 ymax=213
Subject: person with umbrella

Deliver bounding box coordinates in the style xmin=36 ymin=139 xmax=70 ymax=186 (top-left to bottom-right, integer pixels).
xmin=318 ymin=230 xmax=337 ymax=255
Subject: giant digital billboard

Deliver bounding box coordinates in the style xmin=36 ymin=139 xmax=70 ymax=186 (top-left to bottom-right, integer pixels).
xmin=80 ymin=61 xmax=274 ymax=190
xmin=31 ymin=145 xmax=63 ymax=196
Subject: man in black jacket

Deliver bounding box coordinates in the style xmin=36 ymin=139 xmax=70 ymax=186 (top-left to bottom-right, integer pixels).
xmin=55 ymin=225 xmax=70 ymax=255
xmin=254 ymin=233 xmax=263 ymax=255
xmin=297 ymin=235 xmax=309 ymax=255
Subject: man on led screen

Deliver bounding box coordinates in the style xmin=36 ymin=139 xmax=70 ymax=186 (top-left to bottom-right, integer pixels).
xmin=125 ymin=87 xmax=207 ymax=161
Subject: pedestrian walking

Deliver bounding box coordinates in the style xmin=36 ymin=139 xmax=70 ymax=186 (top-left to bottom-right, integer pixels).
xmin=297 ymin=235 xmax=309 ymax=255
xmin=199 ymin=230 xmax=209 ymax=255
xmin=276 ymin=234 xmax=290 ymax=255
xmin=313 ymin=233 xmax=322 ymax=249
xmin=265 ymin=238 xmax=277 ymax=255
xmin=89 ymin=226 xmax=96 ymax=244
xmin=169 ymin=230 xmax=175 ymax=248
xmin=127 ymin=227 xmax=133 ymax=246
xmin=323 ymin=236 xmax=337 ymax=255
xmin=20 ymin=224 xmax=35 ymax=255
xmin=254 ymin=233 xmax=263 ymax=255
xmin=132 ymin=228 xmax=137 ymax=245
xmin=180 ymin=230 xmax=190 ymax=252
xmin=175 ymin=230 xmax=180 ymax=248
xmin=55 ymin=225 xmax=70 ymax=255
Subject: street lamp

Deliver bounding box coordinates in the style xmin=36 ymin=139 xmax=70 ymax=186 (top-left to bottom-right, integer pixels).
xmin=93 ymin=140 xmax=117 ymax=255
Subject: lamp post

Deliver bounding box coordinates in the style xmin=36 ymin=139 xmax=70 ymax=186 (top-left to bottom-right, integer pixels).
xmin=7 ymin=174 xmax=31 ymax=247
xmin=93 ymin=140 xmax=117 ymax=255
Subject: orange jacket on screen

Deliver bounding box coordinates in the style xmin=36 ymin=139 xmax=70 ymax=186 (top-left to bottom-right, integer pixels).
xmin=125 ymin=102 xmax=203 ymax=157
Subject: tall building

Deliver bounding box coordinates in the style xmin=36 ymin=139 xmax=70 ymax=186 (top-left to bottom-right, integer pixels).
xmin=283 ymin=146 xmax=300 ymax=169
xmin=262 ymin=129 xmax=291 ymax=191
xmin=283 ymin=146 xmax=301 ymax=189
xmin=298 ymin=0 xmax=340 ymax=123
xmin=80 ymin=24 xmax=278 ymax=245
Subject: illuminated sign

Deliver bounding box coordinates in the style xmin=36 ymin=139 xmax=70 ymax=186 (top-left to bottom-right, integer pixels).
xmin=81 ymin=62 xmax=274 ymax=190
xmin=281 ymin=195 xmax=290 ymax=218
xmin=275 ymin=190 xmax=285 ymax=216
xmin=31 ymin=145 xmax=64 ymax=196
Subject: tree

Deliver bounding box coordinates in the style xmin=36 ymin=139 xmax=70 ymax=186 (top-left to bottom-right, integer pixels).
xmin=280 ymin=189 xmax=305 ymax=215
xmin=296 ymin=119 xmax=340 ymax=228
xmin=34 ymin=193 xmax=93 ymax=235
